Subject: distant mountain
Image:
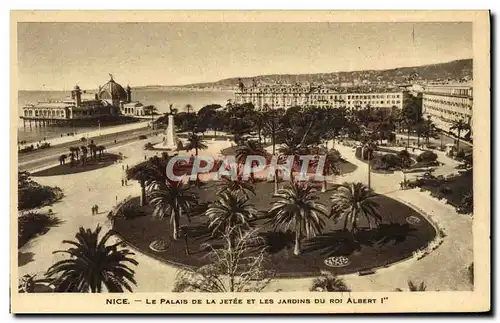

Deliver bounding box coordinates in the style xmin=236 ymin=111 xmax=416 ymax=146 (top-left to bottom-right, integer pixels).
xmin=159 ymin=58 xmax=472 ymax=90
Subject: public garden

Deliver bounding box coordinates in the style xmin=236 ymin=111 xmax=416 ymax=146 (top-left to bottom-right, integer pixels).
xmin=17 ymin=103 xmax=474 ymax=293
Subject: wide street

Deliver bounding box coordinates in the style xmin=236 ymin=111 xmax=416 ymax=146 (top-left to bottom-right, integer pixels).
xmin=18 ymin=136 xmax=473 ymax=292
xmin=18 ymin=127 xmax=165 ymax=171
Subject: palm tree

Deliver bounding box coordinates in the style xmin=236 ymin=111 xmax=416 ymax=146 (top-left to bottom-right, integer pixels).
xmin=278 ymin=139 xmax=304 ymax=180
xmin=206 ymin=191 xmax=256 ymax=242
xmin=148 ymin=180 xmax=197 ymax=240
xmin=329 ymin=182 xmax=382 ymax=232
xmin=235 ymin=139 xmax=268 ymax=181
xmin=45 ymin=225 xmax=138 ymax=293
xmin=269 ymin=181 xmax=328 ymax=255
xmin=80 ymin=146 xmax=88 ymax=166
xmin=185 ymin=133 xmax=207 ymax=156
xmin=69 ymin=151 xmax=75 ymax=167
xmin=319 ymin=149 xmax=341 ymax=192
xmin=126 ymin=162 xmax=151 ymax=206
xmin=449 ymin=119 xmax=471 ymax=151
xmin=361 ymin=139 xmax=377 ymax=190
xmin=251 ymin=111 xmax=264 ymax=143
xmin=310 ymin=271 xmax=350 ymax=292
xmin=395 ymin=280 xmax=427 ymax=292
xmin=398 ymin=149 xmax=412 ymax=187
xmin=97 ymin=145 xmax=106 ymax=158
xmin=87 ymin=143 xmax=97 ymax=159
xmin=145 ymin=105 xmax=158 ymax=129
xmin=69 ymin=147 xmax=80 ymax=160
xmin=216 ymin=175 xmax=256 ymax=199
xmin=58 ymin=154 xmax=67 ymax=165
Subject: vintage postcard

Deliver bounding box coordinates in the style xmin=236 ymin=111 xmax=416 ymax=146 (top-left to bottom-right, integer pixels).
xmin=10 ymin=11 xmax=490 ymax=314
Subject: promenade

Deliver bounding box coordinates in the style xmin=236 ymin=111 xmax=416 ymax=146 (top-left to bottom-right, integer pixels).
xmin=19 ymin=120 xmax=152 ymax=148
xmin=18 ymin=137 xmax=472 ymax=292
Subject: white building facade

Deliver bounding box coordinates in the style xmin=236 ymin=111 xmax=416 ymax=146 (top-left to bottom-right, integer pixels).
xmin=422 ymin=83 xmax=473 ymax=130
xmin=235 ymin=84 xmax=410 ymax=111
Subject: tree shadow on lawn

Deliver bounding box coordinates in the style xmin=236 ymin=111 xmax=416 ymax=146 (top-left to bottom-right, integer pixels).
xmin=32 ymin=153 xmax=120 ymax=177
xmin=18 ymin=251 xmax=35 ymax=267
xmin=303 ymin=222 xmax=418 ymax=257
xmin=260 ymin=230 xmax=295 ymax=254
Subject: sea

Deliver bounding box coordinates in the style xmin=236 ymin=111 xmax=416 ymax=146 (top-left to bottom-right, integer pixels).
xmin=17 ymin=89 xmax=233 ymax=143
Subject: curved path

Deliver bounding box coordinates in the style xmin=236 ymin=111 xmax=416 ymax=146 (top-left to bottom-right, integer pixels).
xmin=18 ymin=137 xmax=472 ymax=292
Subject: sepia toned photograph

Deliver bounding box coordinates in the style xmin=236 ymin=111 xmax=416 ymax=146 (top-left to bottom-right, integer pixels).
xmin=10 ymin=11 xmax=490 ymax=314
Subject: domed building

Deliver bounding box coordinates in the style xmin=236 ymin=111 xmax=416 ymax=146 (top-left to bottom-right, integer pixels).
xmin=21 ymin=75 xmax=146 ymax=125
xmin=98 ymin=75 xmax=129 ymax=107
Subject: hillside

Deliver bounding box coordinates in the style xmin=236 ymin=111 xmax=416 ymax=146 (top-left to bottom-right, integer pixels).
xmin=166 ymin=59 xmax=472 ymax=89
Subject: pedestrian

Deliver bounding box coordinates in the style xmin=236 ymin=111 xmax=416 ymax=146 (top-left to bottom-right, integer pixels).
xmin=91 ymin=205 xmax=95 ymax=215
xmin=114 ymin=139 xmax=117 ymax=144
xmin=126 ymin=164 xmax=129 ymax=171
xmin=95 ymin=204 xmax=99 ymax=214
xmin=144 ymin=155 xmax=147 ymax=161
xmin=125 ymin=179 xmax=128 ymax=185
xmin=121 ymin=179 xmax=124 ymax=186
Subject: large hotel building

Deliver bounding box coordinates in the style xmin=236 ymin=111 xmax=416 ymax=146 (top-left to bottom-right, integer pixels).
xmin=234 ymin=83 xmax=412 ymax=111
xmin=421 ymin=82 xmax=473 ymax=130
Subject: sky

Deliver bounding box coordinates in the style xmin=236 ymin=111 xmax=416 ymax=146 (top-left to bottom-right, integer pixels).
xmin=17 ymin=22 xmax=472 ymax=90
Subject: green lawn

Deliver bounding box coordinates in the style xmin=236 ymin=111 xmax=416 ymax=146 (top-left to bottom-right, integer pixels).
xmin=114 ymin=182 xmax=436 ymax=277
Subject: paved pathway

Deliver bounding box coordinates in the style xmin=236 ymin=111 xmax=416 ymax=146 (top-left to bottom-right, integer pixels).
xmin=18 ymin=138 xmax=472 ymax=292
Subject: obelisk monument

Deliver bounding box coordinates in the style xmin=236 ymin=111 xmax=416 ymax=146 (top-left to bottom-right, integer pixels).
xmin=164 ymin=114 xmax=178 ymax=149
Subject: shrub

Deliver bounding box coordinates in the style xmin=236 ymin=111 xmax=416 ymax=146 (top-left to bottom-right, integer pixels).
xmin=457 ymin=191 xmax=473 ymax=214
xmin=18 ymin=212 xmax=62 ymax=247
xmin=416 ymin=151 xmax=438 ymax=163
xmin=139 ymin=135 xmax=148 ymax=140
xmin=118 ymin=202 xmax=144 ymax=219
xmin=372 ymin=153 xmax=401 ymax=171
xmin=18 ymin=183 xmax=64 ymax=211
xmin=80 ymin=137 xmax=87 ymax=142
xmin=439 ymin=186 xmax=452 ymax=194
xmin=456 ymin=149 xmax=465 ymax=159
xmin=381 ymin=153 xmax=401 ymax=168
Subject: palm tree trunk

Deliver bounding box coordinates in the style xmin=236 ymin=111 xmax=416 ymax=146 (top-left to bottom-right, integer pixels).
xmin=274 ymin=168 xmax=278 ymax=194
xmin=183 ymin=232 xmax=190 ymax=255
xmin=407 ymin=126 xmax=410 ymax=148
xmin=322 ymin=169 xmax=327 ymax=192
xmin=173 ymin=210 xmax=179 ymax=240
xmin=343 ymin=211 xmax=350 ymax=231
xmin=140 ymin=180 xmax=146 ymax=206
xmin=272 ymin=131 xmax=276 ymax=155
xmin=293 ymin=231 xmax=301 ymax=256
xmin=367 ymin=154 xmax=371 ymax=190
xmin=457 ymin=130 xmax=461 ymax=151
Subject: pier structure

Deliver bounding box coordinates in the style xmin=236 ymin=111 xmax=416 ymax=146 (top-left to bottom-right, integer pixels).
xmin=21 ymin=75 xmax=147 ymax=129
